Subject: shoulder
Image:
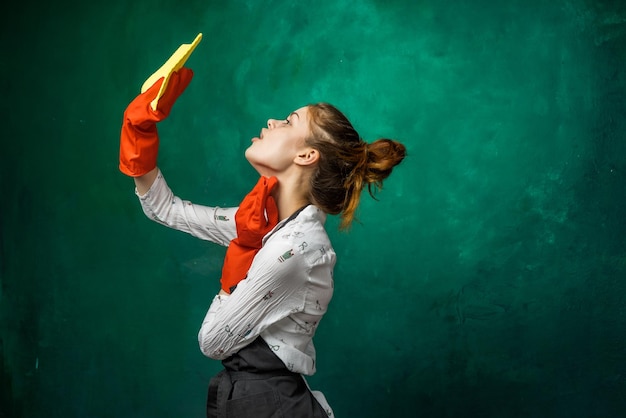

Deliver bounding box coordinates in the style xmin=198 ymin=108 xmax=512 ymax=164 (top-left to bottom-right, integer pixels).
xmin=267 ymin=205 xmax=335 ymax=267
xmin=249 ymin=206 xmax=335 ymax=298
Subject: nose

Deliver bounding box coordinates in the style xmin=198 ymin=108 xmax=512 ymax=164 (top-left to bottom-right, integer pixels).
xmin=267 ymin=118 xmax=286 ymax=129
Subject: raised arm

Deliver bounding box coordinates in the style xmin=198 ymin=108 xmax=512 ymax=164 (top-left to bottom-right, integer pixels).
xmin=135 ymin=169 xmax=238 ymax=246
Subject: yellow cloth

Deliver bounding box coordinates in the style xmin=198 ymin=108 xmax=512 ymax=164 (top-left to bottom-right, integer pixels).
xmin=141 ymin=33 xmax=202 ymax=111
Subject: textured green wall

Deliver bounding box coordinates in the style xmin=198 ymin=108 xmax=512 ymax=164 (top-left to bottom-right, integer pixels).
xmin=1 ymin=0 xmax=625 ymax=417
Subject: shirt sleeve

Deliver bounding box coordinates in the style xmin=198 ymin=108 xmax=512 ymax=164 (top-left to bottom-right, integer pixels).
xmin=197 ymin=233 xmax=309 ymax=359
xmin=136 ymin=169 xmax=238 ymax=246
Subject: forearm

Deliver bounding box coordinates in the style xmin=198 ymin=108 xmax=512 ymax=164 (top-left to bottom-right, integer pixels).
xmin=137 ymin=170 xmax=238 ymax=245
xmin=134 ymin=167 xmax=159 ymax=196
xmin=198 ymin=242 xmax=307 ymax=359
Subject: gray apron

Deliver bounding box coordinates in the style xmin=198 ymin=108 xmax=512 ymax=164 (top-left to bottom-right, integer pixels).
xmin=206 ymin=337 xmax=328 ymax=417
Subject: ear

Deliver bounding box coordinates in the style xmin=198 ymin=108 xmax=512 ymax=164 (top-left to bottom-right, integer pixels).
xmin=294 ymin=147 xmax=319 ymax=167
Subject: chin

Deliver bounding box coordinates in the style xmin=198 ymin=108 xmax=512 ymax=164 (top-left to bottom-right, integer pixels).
xmin=245 ymin=157 xmax=268 ymax=177
xmin=245 ymin=148 xmax=261 ymax=167
xmin=244 ymin=149 xmax=277 ymax=177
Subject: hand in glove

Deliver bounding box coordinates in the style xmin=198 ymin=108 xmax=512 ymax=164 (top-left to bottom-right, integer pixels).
xmin=119 ymin=67 xmax=193 ymax=177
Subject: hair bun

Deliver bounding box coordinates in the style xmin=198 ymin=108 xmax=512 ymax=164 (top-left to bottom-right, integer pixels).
xmin=364 ymin=139 xmax=407 ymax=186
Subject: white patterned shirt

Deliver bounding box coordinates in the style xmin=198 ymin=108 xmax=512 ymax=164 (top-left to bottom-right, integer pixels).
xmin=136 ymin=170 xmax=336 ymax=376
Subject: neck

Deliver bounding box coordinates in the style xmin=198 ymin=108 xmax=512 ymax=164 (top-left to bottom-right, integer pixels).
xmin=271 ymin=170 xmax=312 ymax=222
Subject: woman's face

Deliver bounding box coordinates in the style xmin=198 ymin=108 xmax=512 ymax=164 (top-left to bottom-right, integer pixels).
xmin=245 ymin=106 xmax=313 ymax=176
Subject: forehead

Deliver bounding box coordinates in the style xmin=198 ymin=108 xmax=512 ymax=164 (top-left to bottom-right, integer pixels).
xmin=293 ymin=106 xmax=310 ymax=121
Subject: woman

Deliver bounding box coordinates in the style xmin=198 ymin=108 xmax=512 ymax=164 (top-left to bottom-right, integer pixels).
xmin=119 ymin=67 xmax=406 ymax=417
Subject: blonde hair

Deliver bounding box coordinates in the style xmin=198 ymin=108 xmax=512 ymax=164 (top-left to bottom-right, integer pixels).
xmin=305 ymin=103 xmax=406 ymax=229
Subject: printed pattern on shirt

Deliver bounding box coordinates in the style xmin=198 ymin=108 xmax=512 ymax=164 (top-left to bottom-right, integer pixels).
xmin=277 ymin=249 xmax=295 ymax=263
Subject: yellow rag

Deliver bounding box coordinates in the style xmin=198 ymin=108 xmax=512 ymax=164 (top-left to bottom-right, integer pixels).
xmin=141 ymin=33 xmax=202 ymax=111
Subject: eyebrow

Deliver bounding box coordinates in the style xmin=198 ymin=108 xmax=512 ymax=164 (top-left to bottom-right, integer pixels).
xmin=289 ymin=112 xmax=300 ymax=120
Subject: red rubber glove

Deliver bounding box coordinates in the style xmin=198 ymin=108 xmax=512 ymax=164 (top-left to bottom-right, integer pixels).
xmin=119 ymin=67 xmax=194 ymax=177
xmin=220 ymin=176 xmax=279 ymax=294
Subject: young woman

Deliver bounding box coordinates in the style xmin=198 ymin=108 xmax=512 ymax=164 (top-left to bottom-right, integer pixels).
xmin=119 ymin=67 xmax=406 ymax=417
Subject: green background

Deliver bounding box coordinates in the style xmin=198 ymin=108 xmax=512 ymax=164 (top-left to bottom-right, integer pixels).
xmin=2 ymin=0 xmax=625 ymax=416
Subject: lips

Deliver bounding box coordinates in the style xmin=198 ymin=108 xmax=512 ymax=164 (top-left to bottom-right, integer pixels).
xmin=252 ymin=128 xmax=267 ymax=142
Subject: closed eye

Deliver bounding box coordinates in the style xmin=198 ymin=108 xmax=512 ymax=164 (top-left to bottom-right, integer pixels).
xmin=285 ymin=111 xmax=299 ymax=125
